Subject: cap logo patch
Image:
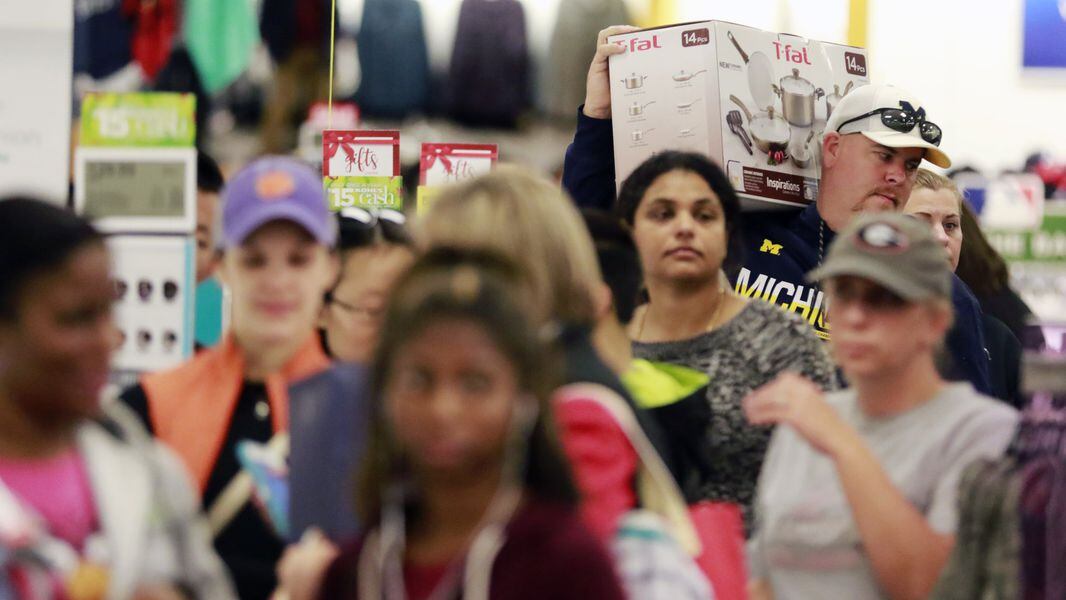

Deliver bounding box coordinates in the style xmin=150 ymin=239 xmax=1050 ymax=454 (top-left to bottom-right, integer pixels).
xmin=855 ymin=222 xmax=909 ymax=254
xmin=255 ymin=171 xmax=296 ymax=201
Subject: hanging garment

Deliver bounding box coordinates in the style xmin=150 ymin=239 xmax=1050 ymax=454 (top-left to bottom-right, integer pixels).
xmin=260 ymin=0 xmax=333 ymax=63
xmin=932 ymin=457 xmax=1027 ymax=600
xmin=184 ymin=0 xmax=260 ymax=94
xmin=355 ymin=0 xmax=431 ymax=119
xmin=152 ymin=47 xmax=208 ymax=146
xmin=542 ymin=0 xmax=629 ymax=118
xmin=123 ymin=0 xmax=179 ymax=82
xmin=73 ymin=0 xmax=134 ymax=79
xmin=447 ymin=0 xmax=530 ymax=128
xmin=932 ymin=414 xmax=1066 ymax=600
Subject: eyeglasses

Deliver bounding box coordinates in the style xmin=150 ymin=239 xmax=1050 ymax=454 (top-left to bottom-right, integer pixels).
xmin=836 ymin=105 xmax=942 ymax=147
xmin=329 ymin=296 xmax=386 ymax=321
xmin=828 ymin=281 xmax=909 ymax=312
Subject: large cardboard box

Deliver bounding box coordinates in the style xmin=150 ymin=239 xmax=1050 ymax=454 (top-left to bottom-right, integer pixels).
xmin=609 ymin=22 xmax=870 ymax=209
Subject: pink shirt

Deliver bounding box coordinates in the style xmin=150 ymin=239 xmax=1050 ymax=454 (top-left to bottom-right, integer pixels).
xmin=0 ymin=449 xmax=98 ymax=550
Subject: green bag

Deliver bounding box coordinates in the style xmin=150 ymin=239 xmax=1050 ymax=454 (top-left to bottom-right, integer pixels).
xmin=184 ymin=0 xmax=260 ymax=93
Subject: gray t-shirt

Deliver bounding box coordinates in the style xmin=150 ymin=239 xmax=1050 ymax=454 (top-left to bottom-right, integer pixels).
xmin=747 ymin=383 xmax=1018 ymax=600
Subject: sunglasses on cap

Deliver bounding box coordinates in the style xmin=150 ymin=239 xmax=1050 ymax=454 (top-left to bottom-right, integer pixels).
xmin=836 ymin=104 xmax=943 ymax=147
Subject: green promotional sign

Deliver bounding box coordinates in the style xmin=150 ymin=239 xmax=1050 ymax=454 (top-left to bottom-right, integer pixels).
xmin=987 ymin=213 xmax=1066 ymax=263
xmin=324 ymin=176 xmax=404 ymax=211
xmin=80 ymin=93 xmax=196 ymax=147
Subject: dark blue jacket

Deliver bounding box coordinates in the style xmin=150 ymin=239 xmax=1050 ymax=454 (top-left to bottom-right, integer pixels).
xmin=561 ymin=110 xmax=994 ymax=396
xmin=288 ymin=362 xmax=370 ymax=542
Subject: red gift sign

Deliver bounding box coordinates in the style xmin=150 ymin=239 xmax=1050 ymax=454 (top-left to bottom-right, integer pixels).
xmin=419 ymin=143 xmax=499 ymax=187
xmin=323 ymin=130 xmax=399 ymax=178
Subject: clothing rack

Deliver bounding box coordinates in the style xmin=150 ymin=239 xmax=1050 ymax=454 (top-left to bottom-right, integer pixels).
xmin=932 ymin=352 xmax=1066 ymax=600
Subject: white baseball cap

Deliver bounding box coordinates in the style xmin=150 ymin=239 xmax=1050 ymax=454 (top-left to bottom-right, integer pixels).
xmin=826 ymin=83 xmax=952 ymax=169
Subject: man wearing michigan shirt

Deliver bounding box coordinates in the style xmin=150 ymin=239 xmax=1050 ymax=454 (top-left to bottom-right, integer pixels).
xmin=734 ymin=84 xmax=990 ymax=394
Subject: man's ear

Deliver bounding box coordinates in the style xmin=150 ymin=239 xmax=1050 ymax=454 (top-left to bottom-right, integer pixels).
xmin=821 ymin=131 xmax=843 ymax=170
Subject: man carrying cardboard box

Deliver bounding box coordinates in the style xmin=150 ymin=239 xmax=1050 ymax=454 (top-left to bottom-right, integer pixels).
xmin=562 ymin=26 xmax=992 ymax=396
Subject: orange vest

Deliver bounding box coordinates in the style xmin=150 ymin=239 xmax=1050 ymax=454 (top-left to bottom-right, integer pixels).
xmin=141 ymin=333 xmax=331 ymax=493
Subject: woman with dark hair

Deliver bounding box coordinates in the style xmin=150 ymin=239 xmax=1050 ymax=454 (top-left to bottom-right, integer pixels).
xmin=305 ymin=248 xmax=625 ymax=599
xmin=0 ymin=198 xmax=234 ymax=598
xmin=617 ymin=151 xmax=835 ymax=531
xmin=955 ymin=200 xmax=1044 ymax=350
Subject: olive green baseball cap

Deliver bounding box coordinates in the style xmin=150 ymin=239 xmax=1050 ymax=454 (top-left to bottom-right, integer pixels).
xmin=808 ymin=213 xmax=952 ymax=301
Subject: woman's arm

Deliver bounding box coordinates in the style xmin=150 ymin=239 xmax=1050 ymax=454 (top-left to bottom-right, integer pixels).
xmin=744 ymin=374 xmax=953 ymax=600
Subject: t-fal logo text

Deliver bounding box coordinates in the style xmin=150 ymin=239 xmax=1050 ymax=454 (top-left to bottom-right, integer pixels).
xmin=773 ymin=42 xmax=812 ymax=65
xmin=617 ymin=35 xmax=662 ymax=53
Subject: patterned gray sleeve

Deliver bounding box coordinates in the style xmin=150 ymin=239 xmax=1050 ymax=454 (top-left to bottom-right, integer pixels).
xmin=761 ymin=305 xmax=838 ymax=390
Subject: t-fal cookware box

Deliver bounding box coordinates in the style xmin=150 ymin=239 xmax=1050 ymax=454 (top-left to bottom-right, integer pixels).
xmin=609 ymin=22 xmax=870 ymax=209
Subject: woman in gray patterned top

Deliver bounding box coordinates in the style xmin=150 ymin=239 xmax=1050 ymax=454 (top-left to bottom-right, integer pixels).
xmin=616 ymin=151 xmax=835 ymax=531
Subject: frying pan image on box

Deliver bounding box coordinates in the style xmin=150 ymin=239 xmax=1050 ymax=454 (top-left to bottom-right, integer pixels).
xmin=729 ymin=95 xmax=790 ymax=156
xmin=727 ymin=31 xmax=776 ymax=113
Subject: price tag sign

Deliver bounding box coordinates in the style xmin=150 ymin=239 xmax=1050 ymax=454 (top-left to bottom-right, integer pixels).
xmin=419 ymin=143 xmax=498 ymax=187
xmin=322 ymin=130 xmax=400 ymax=178
xmin=324 ymin=176 xmax=404 ymax=212
xmin=80 ymin=93 xmax=196 ymax=147
xmin=74 ymin=147 xmax=196 ymax=234
xmin=417 ymin=143 xmax=498 ymax=213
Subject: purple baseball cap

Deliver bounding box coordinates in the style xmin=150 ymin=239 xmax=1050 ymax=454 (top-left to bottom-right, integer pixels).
xmin=220 ymin=156 xmax=337 ymax=249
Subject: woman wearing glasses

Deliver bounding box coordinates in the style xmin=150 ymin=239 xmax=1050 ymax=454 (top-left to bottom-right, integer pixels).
xmin=288 ymin=208 xmax=414 ymax=543
xmin=744 ymin=214 xmax=1017 ymax=600
xmin=320 ymin=208 xmax=414 ymax=363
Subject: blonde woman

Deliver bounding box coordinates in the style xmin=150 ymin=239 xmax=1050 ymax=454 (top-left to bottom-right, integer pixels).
xmin=905 ymin=169 xmax=1022 ymax=405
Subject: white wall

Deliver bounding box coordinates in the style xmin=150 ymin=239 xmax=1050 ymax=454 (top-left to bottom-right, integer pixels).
xmin=867 ymin=0 xmax=1066 ymax=174
xmin=677 ymin=0 xmax=1066 ymax=174
xmin=0 ymin=0 xmax=73 ymax=203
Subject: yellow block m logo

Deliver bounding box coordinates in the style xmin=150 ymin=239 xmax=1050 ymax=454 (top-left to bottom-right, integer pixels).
xmin=760 ymin=239 xmax=783 ymax=256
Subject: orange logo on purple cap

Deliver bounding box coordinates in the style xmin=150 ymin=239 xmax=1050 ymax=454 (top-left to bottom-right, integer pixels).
xmin=255 ymin=171 xmax=296 ymax=201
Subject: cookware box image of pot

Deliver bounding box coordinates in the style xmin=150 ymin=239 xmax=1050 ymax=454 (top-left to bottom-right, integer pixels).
xmin=621 ymin=73 xmax=648 ymax=90
xmin=729 ymin=95 xmax=790 ymax=155
xmin=825 ymin=81 xmax=854 ymax=120
xmin=773 ymin=68 xmax=824 ymax=127
xmin=790 ymin=131 xmax=817 ymax=168
xmin=727 ymin=31 xmax=775 ymax=113
xmin=630 ymin=128 xmax=655 ymax=142
xmin=628 ymin=101 xmax=656 ymax=117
